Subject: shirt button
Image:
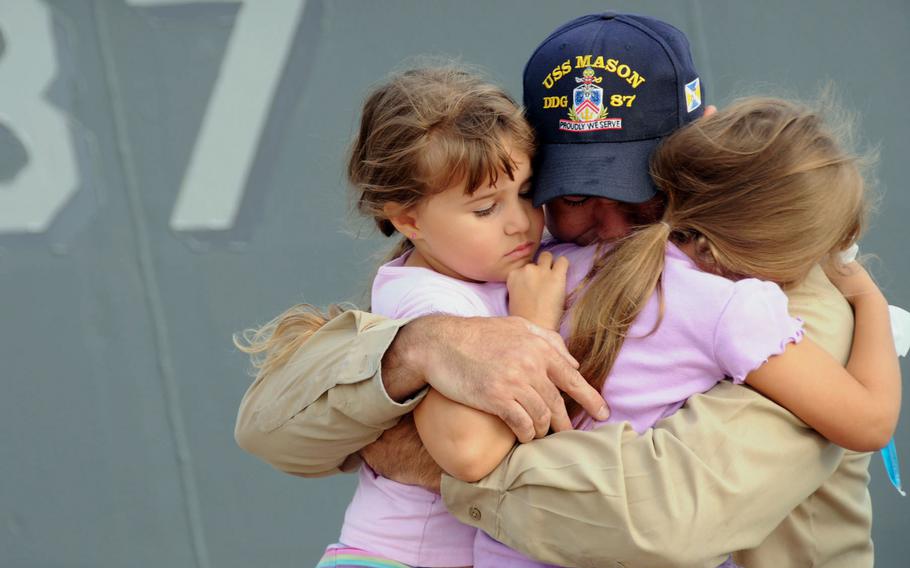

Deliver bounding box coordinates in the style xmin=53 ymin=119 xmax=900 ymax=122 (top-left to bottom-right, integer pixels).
xmin=469 ymin=506 xmax=482 ymax=521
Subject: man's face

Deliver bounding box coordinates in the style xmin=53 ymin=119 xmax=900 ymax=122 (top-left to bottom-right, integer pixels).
xmin=544 ymin=195 xmax=663 ymax=246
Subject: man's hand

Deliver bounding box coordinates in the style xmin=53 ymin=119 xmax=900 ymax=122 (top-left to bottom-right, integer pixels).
xmin=507 ymin=251 xmax=570 ymax=330
xmin=392 ymin=315 xmax=608 ymax=442
xmin=359 ymin=414 xmax=443 ymax=492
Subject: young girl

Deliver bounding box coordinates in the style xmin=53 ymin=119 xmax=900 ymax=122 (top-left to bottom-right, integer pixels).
xmin=413 ymin=97 xmax=901 ymax=568
xmin=239 ymin=65 xmax=555 ymax=567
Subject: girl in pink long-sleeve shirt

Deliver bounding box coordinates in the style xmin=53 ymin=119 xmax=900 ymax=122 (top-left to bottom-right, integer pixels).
xmin=248 ymin=65 xmax=552 ymax=568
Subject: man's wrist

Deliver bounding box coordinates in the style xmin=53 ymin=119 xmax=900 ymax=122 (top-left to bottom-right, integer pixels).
xmin=382 ymin=317 xmax=434 ymax=401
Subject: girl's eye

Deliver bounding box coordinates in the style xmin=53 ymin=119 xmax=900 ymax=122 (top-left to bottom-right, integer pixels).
xmin=562 ymin=196 xmax=589 ymax=207
xmin=519 ymin=190 xmax=534 ymax=200
xmin=473 ymin=203 xmax=498 ymax=217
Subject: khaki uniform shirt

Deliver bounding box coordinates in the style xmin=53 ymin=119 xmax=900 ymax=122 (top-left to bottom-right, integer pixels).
xmin=235 ymin=265 xmax=872 ymax=567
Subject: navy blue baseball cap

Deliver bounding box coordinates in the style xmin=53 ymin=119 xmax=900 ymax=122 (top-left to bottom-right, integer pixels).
xmin=524 ymin=13 xmax=705 ymax=206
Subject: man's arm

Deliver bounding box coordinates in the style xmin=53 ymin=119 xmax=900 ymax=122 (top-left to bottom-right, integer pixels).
xmin=443 ymin=384 xmax=844 ymax=567
xmin=360 ymin=413 xmax=445 ymax=491
xmin=440 ymin=265 xmax=854 ymax=567
xmin=235 ymin=310 xmax=605 ymax=476
xmin=235 ymin=310 xmax=421 ymax=476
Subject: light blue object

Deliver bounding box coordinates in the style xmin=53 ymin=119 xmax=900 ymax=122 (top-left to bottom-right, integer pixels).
xmin=882 ymin=304 xmax=910 ymax=496
xmin=881 ymin=439 xmax=905 ymax=496
xmin=841 ymin=248 xmax=909 ymax=497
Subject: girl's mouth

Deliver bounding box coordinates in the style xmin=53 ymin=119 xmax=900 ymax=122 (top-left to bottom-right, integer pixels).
xmin=506 ymin=242 xmax=535 ymax=257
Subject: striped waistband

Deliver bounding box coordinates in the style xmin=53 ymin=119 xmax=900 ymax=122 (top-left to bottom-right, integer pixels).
xmin=316 ymin=543 xmax=412 ymax=568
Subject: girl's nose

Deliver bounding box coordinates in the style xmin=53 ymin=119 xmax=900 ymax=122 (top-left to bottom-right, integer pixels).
xmin=504 ymin=198 xmax=532 ymax=234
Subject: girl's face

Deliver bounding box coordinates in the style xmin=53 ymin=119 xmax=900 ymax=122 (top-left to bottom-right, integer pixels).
xmin=410 ymin=148 xmax=543 ymax=282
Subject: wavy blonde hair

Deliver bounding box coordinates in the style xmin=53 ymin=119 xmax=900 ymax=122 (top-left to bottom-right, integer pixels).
xmin=235 ymin=64 xmax=535 ymax=373
xmin=565 ymin=96 xmax=872 ymax=419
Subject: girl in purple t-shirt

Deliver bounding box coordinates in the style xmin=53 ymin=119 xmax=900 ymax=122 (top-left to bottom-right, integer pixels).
xmin=413 ymin=98 xmax=900 ymax=568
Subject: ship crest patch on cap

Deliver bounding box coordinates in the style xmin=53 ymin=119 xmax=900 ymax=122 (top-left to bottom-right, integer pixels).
xmin=685 ymin=77 xmax=702 ymax=113
xmin=558 ymin=67 xmax=623 ymax=133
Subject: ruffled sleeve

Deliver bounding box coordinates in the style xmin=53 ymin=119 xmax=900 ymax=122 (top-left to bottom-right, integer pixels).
xmin=713 ymin=278 xmax=805 ymax=384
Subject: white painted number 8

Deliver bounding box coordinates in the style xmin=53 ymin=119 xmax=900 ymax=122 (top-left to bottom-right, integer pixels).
xmin=0 ymin=0 xmax=305 ymax=235
xmin=0 ymin=1 xmax=79 ymax=234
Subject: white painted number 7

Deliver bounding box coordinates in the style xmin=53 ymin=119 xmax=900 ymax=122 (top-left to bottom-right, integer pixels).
xmin=129 ymin=0 xmax=307 ymax=232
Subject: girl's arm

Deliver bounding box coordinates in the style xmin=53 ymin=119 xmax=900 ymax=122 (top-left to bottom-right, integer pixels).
xmin=413 ymin=252 xmax=572 ymax=482
xmin=414 ymin=389 xmax=516 ymax=482
xmin=745 ymin=262 xmax=901 ymax=452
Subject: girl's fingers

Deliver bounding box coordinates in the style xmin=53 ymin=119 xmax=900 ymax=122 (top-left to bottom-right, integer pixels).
xmin=553 ymin=255 xmax=569 ymax=277
xmin=537 ymin=251 xmax=553 ymax=268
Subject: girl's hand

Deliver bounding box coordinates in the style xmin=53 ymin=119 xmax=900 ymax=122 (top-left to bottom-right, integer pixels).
xmin=824 ymin=261 xmax=885 ymax=305
xmin=507 ymin=251 xmax=569 ymax=331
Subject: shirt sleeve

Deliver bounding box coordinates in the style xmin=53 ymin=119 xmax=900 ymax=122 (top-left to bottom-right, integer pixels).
xmin=713 ymin=279 xmax=805 ymax=384
xmin=234 ymin=310 xmax=426 ymax=477
xmin=441 ymin=382 xmax=844 ymax=567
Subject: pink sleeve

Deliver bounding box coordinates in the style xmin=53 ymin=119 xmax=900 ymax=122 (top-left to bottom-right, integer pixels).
xmin=712 ymin=278 xmax=805 ymax=384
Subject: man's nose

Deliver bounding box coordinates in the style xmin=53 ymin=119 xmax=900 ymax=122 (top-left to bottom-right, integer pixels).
xmin=594 ymin=200 xmax=632 ymax=241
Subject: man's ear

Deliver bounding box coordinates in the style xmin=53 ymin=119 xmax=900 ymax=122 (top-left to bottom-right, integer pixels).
xmin=383 ymin=202 xmax=420 ymax=240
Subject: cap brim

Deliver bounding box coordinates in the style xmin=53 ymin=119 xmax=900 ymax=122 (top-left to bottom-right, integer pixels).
xmin=532 ymin=138 xmax=662 ymax=207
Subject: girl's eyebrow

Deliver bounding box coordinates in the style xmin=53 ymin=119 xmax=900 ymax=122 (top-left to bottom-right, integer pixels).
xmin=464 ymin=188 xmax=500 ymax=204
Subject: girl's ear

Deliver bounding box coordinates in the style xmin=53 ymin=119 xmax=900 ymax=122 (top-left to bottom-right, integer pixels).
xmin=383 ymin=202 xmax=420 ymax=240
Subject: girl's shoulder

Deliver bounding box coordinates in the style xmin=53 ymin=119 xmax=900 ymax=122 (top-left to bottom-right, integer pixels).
xmin=664 ymin=244 xmax=786 ymax=308
xmin=708 ymin=277 xmax=804 ymax=383
xmin=713 ymin=277 xmax=794 ymax=327
xmin=662 ymin=245 xmax=796 ymax=335
xmin=663 ymin=250 xmax=804 ymax=384
xmin=372 ymin=261 xmax=504 ymax=320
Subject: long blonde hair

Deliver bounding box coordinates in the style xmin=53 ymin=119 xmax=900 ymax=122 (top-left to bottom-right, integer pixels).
xmin=235 ymin=64 xmax=535 ymax=373
xmin=565 ymin=96 xmax=871 ymax=418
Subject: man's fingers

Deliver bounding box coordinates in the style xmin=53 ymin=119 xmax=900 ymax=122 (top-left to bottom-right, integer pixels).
xmin=528 ymin=323 xmax=579 ymax=368
xmin=549 ymin=356 xmax=609 ymax=421
xmin=500 ymin=400 xmax=536 ymax=443
xmin=513 ymin=386 xmax=552 ymax=439
xmin=544 ymin=388 xmax=572 ymax=432
xmin=518 ymin=366 xmax=571 ymax=432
